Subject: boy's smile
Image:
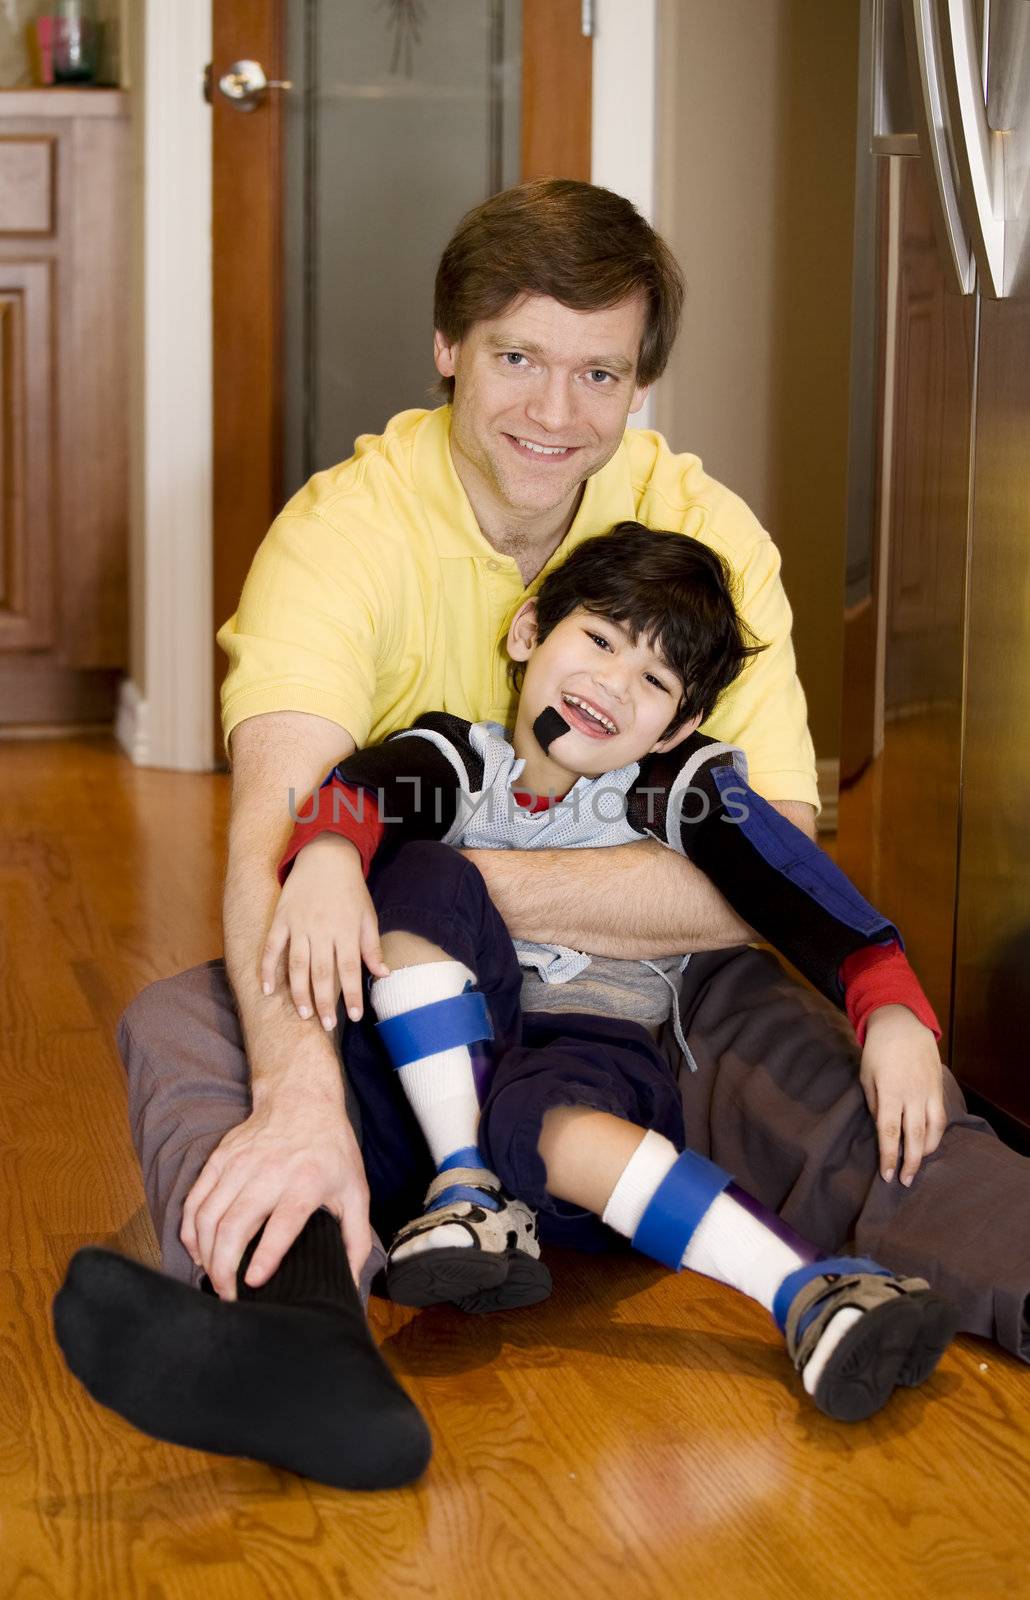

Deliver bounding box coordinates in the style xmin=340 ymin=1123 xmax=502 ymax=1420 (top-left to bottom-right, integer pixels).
xmin=507 ymin=604 xmax=700 ymax=797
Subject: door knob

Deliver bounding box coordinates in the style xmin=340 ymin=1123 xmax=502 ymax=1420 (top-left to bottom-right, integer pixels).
xmin=217 ymin=59 xmax=293 ymax=112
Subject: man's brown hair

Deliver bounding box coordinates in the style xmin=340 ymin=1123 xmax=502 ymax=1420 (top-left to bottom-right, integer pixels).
xmin=433 ymin=179 xmax=685 ymax=400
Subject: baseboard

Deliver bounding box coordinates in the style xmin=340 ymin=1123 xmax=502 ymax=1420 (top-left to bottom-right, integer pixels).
xmin=116 ymin=677 xmax=150 ymax=764
xmin=0 ymin=722 xmax=114 ymax=740
xmin=816 ymin=757 xmax=839 ymax=834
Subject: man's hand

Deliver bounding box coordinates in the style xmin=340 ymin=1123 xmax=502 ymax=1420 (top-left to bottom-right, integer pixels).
xmin=261 ymin=834 xmax=389 ymax=1026
xmin=859 ymin=1006 xmax=947 ymax=1187
xmin=202 ymin=713 xmax=370 ymax=1302
xmin=180 ymin=1090 xmax=372 ymax=1299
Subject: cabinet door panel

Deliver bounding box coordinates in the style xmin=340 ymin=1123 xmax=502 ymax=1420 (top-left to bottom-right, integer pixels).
xmin=0 ymin=136 xmax=55 ymax=236
xmin=59 ymin=112 xmax=130 ymax=668
xmin=0 ymin=258 xmax=53 ymax=652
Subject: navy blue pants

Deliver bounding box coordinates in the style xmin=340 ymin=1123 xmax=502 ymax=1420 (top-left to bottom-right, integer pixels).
xmin=343 ymin=841 xmax=686 ymax=1251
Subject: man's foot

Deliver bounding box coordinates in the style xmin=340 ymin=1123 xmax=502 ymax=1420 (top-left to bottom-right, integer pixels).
xmin=53 ymin=1237 xmax=431 ymax=1490
xmin=785 ymin=1263 xmax=959 ymax=1422
xmin=386 ymin=1166 xmax=552 ymax=1314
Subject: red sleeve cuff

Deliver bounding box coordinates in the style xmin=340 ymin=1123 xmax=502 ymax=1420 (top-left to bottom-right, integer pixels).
xmin=276 ymin=778 xmax=385 ymax=885
xmin=840 ymin=940 xmax=942 ymax=1045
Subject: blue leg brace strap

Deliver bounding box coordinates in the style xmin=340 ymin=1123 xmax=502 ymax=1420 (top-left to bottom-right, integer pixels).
xmin=771 ymin=1255 xmax=893 ymax=1333
xmin=427 ymin=1182 xmax=499 ymax=1212
xmin=438 ymin=1145 xmax=483 ymax=1172
xmin=375 ymin=990 xmax=493 ymax=1068
xmin=632 ymin=1150 xmax=733 ymax=1271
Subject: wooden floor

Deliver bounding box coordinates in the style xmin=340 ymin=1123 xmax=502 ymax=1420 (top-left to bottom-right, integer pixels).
xmin=1 ymin=736 xmax=1027 ymax=1600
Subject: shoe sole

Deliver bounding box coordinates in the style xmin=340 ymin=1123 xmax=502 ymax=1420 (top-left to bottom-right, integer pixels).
xmin=455 ymin=1251 xmax=553 ymax=1315
xmin=897 ymin=1290 xmax=962 ymax=1387
xmin=386 ymin=1246 xmax=509 ymax=1308
xmin=813 ymin=1289 xmax=958 ymax=1422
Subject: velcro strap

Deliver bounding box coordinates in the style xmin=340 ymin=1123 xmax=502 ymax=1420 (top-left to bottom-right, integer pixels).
xmin=424 ymin=1165 xmax=498 ymax=1203
xmin=632 ymin=1150 xmax=732 ymax=1271
xmin=427 ymin=1182 xmax=500 ymax=1213
xmin=772 ymin=1255 xmax=891 ymax=1333
xmin=376 ymin=990 xmax=493 ymax=1068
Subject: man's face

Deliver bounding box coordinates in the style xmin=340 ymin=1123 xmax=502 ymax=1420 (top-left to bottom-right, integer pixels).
xmin=507 ymin=603 xmax=700 ymax=792
xmin=434 ymin=293 xmax=650 ymax=526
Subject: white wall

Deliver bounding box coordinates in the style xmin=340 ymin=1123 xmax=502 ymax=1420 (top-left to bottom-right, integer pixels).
xmin=655 ymin=0 xmax=861 ymax=763
xmin=591 ymin=0 xmax=659 ymax=431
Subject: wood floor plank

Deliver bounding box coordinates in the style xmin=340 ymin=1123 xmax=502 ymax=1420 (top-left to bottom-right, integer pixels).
xmin=0 ymin=736 xmax=1027 ymax=1600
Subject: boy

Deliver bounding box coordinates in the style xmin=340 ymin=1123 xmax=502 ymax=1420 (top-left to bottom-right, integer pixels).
xmin=266 ymin=523 xmax=956 ymax=1423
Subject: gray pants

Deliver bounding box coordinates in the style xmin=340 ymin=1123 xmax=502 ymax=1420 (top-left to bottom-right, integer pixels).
xmin=117 ymin=958 xmax=386 ymax=1307
xmin=117 ymin=946 xmax=1029 ymax=1360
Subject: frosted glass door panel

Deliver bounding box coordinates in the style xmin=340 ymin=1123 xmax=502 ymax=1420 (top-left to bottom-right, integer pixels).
xmin=283 ymin=0 xmax=522 ymax=494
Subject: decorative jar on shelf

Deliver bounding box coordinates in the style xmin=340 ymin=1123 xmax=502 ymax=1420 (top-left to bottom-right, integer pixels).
xmin=52 ymin=0 xmax=100 ymax=85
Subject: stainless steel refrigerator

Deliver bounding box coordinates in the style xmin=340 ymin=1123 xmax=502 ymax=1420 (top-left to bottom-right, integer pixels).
xmin=838 ymin=0 xmax=1030 ymax=1142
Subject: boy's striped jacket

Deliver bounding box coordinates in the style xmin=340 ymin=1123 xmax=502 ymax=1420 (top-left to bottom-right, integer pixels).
xmin=278 ymin=714 xmax=939 ymax=1040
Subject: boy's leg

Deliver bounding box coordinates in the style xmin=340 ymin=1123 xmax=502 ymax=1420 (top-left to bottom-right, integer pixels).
xmin=478 ymin=1025 xmax=957 ymax=1422
xmin=360 ymin=841 xmax=551 ymax=1311
xmin=671 ymin=945 xmax=1030 ymax=1362
xmin=537 ymin=1105 xmax=957 ymax=1421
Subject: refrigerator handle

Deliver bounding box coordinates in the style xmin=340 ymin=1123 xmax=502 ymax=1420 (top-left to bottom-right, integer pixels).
xmin=872 ymin=0 xmax=920 ymax=153
xmin=938 ymin=0 xmax=1030 ymax=299
xmin=902 ymin=0 xmax=977 ymax=293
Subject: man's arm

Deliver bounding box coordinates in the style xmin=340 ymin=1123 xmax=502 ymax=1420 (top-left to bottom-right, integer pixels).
xmin=223 ymin=710 xmax=357 ymax=1078
xmin=463 ymin=798 xmax=817 ymax=958
xmin=769 ymin=799 xmax=819 ymax=842
xmin=179 ymin=710 xmax=373 ymax=1299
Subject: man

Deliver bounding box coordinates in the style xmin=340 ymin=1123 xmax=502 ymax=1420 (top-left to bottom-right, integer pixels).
xmin=53 ymin=181 xmax=1027 ymax=1492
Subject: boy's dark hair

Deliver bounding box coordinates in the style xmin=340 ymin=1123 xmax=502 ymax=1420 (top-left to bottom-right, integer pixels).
xmin=512 ymin=522 xmax=766 ymax=737
xmin=434 ymin=179 xmax=685 ymax=401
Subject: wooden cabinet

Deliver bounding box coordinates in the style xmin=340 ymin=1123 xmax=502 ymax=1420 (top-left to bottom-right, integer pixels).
xmin=0 ymin=89 xmax=129 ymax=728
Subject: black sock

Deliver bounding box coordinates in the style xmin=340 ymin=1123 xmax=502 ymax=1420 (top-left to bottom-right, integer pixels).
xmin=52 ymin=1210 xmax=431 ymax=1490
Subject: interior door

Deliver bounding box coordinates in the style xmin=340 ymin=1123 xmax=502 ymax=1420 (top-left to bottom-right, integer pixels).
xmin=210 ymin=0 xmax=592 ymax=766
xmin=211 ymin=0 xmax=287 ymax=760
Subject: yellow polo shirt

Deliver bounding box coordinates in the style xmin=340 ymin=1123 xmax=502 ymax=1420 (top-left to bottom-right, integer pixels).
xmin=217 ymin=405 xmax=818 ymax=809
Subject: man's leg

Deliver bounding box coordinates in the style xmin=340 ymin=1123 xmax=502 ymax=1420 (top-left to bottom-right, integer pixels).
xmin=115 ymin=957 xmax=385 ymax=1296
xmin=51 ymin=958 xmax=430 ymax=1490
xmin=671 ymin=945 xmax=1030 ymax=1362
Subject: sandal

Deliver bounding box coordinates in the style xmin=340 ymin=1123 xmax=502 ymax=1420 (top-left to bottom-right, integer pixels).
xmin=386 ymin=1167 xmax=552 ymax=1314
xmin=784 ymin=1261 xmax=959 ymax=1422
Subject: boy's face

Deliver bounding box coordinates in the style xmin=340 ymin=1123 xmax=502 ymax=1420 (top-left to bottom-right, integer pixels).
xmin=507 ymin=602 xmax=701 ymax=792
xmin=434 ymin=294 xmax=650 ymax=529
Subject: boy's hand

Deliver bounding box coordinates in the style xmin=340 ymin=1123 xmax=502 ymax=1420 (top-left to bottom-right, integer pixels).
xmin=859 ymin=1005 xmax=947 ymax=1188
xmin=260 ymin=835 xmax=389 ymax=1027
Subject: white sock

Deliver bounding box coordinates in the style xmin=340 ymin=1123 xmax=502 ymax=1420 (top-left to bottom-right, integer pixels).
xmin=370 ymin=960 xmax=483 ymax=1171
xmin=603 ymin=1130 xmax=861 ymax=1394
xmin=687 ymin=1194 xmax=808 ymax=1314
xmin=798 ymin=1305 xmax=863 ymax=1394
xmin=601 ymin=1129 xmax=679 ymax=1235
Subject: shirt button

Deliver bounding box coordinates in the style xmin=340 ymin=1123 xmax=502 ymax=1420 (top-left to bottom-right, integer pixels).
xmin=485 ymin=558 xmax=501 ymax=571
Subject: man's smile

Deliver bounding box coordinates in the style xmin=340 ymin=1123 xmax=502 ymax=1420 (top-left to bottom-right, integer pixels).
xmin=504 ymin=433 xmax=580 ymax=463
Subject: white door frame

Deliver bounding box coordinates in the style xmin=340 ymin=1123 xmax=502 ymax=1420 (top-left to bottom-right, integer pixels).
xmin=592 ymin=0 xmax=660 ymax=431
xmin=123 ymin=0 xmax=659 ymax=770
xmin=117 ymin=0 xmax=213 ymax=772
